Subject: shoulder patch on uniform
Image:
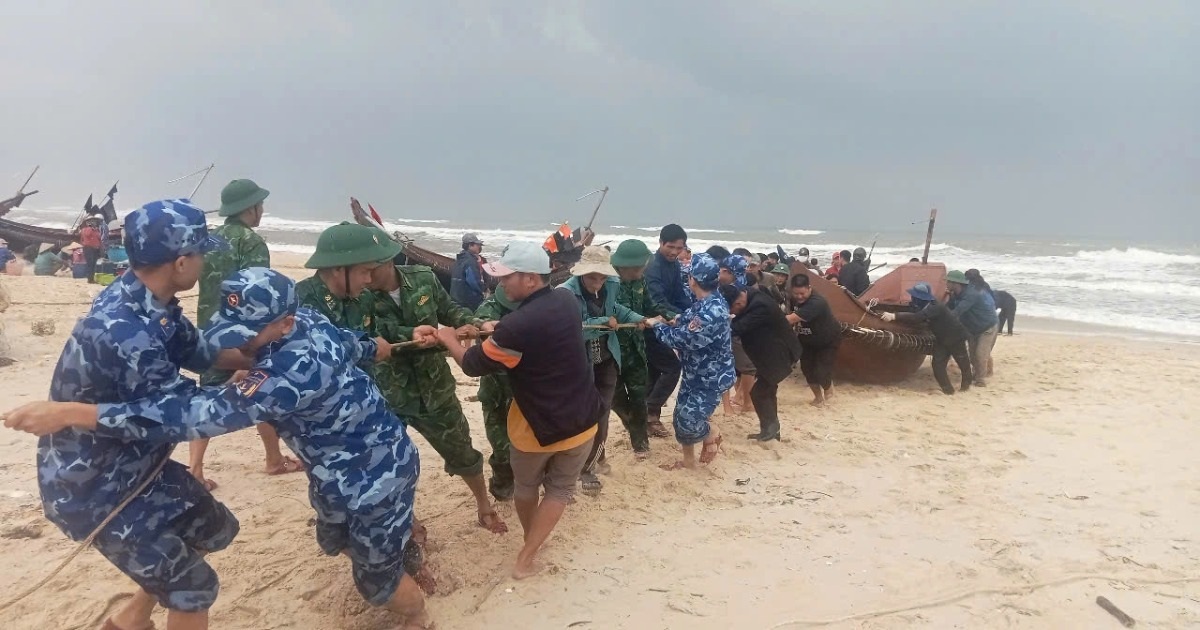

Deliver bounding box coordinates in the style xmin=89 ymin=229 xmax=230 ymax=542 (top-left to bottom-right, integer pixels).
xmin=236 ymin=370 xmax=269 ymax=397
xmin=688 ymin=317 xmax=702 ymax=332
xmin=418 ymin=295 xmax=430 ymax=306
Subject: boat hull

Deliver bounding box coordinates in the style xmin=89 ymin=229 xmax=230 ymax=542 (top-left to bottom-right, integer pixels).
xmin=789 ymin=263 xmax=945 ymax=384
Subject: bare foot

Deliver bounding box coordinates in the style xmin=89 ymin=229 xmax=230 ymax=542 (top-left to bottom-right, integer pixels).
xmin=659 ymin=461 xmax=688 ymax=471
xmin=477 ymin=510 xmax=509 ymax=534
xmin=190 ymin=470 xmax=218 ymax=492
xmin=809 ymin=398 xmax=825 ymax=408
xmin=511 ymin=559 xmax=544 ymax=580
xmin=823 ymin=387 xmax=835 ymax=401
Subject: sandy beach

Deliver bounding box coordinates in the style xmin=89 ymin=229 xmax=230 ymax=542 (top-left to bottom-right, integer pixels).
xmin=1 ymin=257 xmax=1198 ymax=629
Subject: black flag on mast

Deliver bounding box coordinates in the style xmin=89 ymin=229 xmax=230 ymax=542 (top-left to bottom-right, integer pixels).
xmin=97 ymin=182 xmax=119 ymax=223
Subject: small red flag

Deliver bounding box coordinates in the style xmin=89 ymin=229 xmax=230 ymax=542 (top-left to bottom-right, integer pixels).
xmin=368 ymin=204 xmax=384 ymax=226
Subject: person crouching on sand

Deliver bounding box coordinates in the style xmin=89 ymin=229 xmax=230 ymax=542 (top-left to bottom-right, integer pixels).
xmin=5 ymin=268 xmax=434 ymax=629
xmin=648 ymin=253 xmax=735 ymax=469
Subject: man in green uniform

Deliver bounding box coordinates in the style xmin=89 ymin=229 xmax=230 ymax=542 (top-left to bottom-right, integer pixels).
xmin=190 ymin=179 xmax=303 ymax=490
xmin=473 ymin=286 xmax=517 ymax=500
xmin=608 ymin=240 xmax=678 ymax=455
xmin=369 ymin=259 xmax=508 ymax=533
xmin=295 ymin=222 xmax=397 ymax=335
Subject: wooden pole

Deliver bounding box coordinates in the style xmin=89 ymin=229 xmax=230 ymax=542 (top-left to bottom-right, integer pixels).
xmin=18 ymin=165 xmax=39 ymax=193
xmin=189 ymin=163 xmax=215 ymax=201
xmin=921 ymin=208 xmax=937 ymax=264
xmin=581 ymin=186 xmax=609 ymax=233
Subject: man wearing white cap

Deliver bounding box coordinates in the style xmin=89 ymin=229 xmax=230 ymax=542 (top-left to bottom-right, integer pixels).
xmin=438 ymin=242 xmax=603 ymax=579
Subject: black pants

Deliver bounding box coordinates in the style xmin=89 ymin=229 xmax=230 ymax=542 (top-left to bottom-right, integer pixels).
xmin=799 ymin=343 xmax=838 ymax=389
xmin=932 ymin=341 xmax=973 ymax=393
xmin=998 ymin=304 xmax=1016 ymax=335
xmin=643 ymin=331 xmax=681 ymax=416
xmin=584 ymin=358 xmax=619 ymax=474
xmin=749 ymin=377 xmax=781 ymax=437
xmin=83 ymin=247 xmax=101 ymax=283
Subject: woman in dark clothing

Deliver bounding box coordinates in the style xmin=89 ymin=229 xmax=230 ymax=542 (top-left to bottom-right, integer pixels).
xmin=877 ymin=282 xmax=973 ymax=394
xmin=786 ymin=273 xmax=840 ymax=406
xmin=720 ymin=284 xmax=802 ymax=441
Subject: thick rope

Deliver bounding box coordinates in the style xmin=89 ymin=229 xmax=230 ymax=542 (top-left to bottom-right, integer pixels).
xmin=771 ymin=573 xmax=1200 ymax=627
xmin=0 ymin=447 xmax=175 ymax=614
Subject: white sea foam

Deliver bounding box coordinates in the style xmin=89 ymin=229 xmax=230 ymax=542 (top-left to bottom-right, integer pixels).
xmin=778 ymin=228 xmax=825 ymax=236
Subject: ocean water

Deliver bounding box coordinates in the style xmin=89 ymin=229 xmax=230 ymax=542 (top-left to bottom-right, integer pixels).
xmin=8 ymin=205 xmax=1199 ymax=339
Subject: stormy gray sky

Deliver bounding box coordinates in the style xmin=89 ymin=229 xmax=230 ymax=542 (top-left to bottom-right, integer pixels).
xmin=3 ymin=1 xmax=1197 ymax=241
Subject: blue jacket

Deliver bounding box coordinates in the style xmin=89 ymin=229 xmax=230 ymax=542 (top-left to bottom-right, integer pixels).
xmin=645 ymin=251 xmax=691 ymax=313
xmin=450 ymin=250 xmax=484 ymax=310
xmin=949 ymin=285 xmax=999 ymax=335
xmin=560 ymin=277 xmax=645 ymax=370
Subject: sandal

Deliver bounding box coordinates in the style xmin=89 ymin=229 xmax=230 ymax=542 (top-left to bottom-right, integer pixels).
xmin=266 ymin=456 xmax=305 ymax=476
xmin=580 ymin=472 xmax=602 ymax=496
xmin=477 ymin=510 xmax=509 ymax=534
xmin=699 ymin=434 xmax=723 ymax=464
xmin=647 ymin=420 xmax=670 ymax=439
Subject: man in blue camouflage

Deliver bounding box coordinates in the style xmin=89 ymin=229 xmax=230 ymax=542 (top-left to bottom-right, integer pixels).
xmin=5 ymin=268 xmax=434 ymax=629
xmin=649 ymin=253 xmax=736 ymax=470
xmin=6 ymin=199 xmax=252 ymax=630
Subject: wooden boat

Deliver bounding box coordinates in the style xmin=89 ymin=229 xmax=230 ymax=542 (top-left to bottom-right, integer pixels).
xmin=349 ymin=198 xmax=577 ymax=290
xmin=0 ymin=166 xmax=39 ymax=220
xmin=787 ymin=209 xmax=952 ymax=384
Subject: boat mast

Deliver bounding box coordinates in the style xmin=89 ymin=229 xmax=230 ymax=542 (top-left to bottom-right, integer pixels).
xmin=168 ymin=163 xmax=216 ymax=210
xmin=921 ymin=208 xmax=937 ymax=264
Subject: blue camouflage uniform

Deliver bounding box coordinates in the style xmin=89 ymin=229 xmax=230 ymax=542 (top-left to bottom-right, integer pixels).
xmin=652 ymin=254 xmax=736 ymax=445
xmin=38 ymin=199 xmax=235 ymax=613
xmin=721 ymin=255 xmax=749 ymax=289
xmin=680 ymin=258 xmax=697 ymax=304
xmin=92 ymin=268 xmax=422 ymax=607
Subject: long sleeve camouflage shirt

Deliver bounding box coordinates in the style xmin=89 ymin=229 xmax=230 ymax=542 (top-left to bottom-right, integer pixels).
xmin=474 ymin=293 xmax=513 ymax=405
xmin=93 ymin=308 xmax=418 ymax=518
xmin=197 ymin=217 xmax=269 ymax=327
xmin=653 ymin=291 xmax=736 ymax=394
xmin=38 ymin=272 xmax=217 ymax=540
xmin=371 ymin=265 xmax=485 ymax=416
xmin=616 ymin=277 xmax=677 ymax=365
xmin=296 ymin=273 xmax=377 ymax=335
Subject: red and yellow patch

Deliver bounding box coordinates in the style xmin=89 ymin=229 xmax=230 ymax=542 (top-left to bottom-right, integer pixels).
xmin=235 ymin=370 xmax=269 ymax=397
xmin=227 ymin=293 xmax=240 ymax=307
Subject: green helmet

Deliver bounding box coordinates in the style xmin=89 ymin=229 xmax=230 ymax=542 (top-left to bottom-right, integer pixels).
xmin=304 ymin=222 xmax=402 ymax=269
xmin=610 ymin=239 xmax=652 ymax=268
xmin=494 ymin=284 xmax=519 ymax=311
xmin=945 ymin=269 xmax=969 ymax=285
xmin=771 ymin=263 xmax=791 ymax=275
xmin=217 ymin=179 xmax=270 ymax=217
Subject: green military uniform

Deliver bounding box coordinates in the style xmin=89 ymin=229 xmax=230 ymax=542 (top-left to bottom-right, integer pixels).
xmin=372 ymin=265 xmax=488 ymax=478
xmin=198 ymin=180 xmax=271 ymax=386
xmin=608 ymin=240 xmax=677 ymax=452
xmin=473 ymin=288 xmax=516 ymax=500
xmin=295 ymin=274 xmax=377 ymax=334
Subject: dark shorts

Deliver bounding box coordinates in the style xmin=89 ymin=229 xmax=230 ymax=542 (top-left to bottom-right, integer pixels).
xmin=92 ymin=482 xmax=240 ymax=612
xmin=799 ymin=343 xmax=838 ymax=388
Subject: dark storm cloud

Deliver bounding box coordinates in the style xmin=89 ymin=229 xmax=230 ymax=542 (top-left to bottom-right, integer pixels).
xmin=2 ymin=1 xmax=1196 ymax=240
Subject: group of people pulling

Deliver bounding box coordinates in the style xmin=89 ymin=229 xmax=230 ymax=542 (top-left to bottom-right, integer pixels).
xmin=1 ymin=183 xmax=1010 ymax=629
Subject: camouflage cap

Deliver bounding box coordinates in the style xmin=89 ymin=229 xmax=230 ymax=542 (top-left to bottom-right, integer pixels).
xmin=688 ymin=253 xmax=721 ymax=290
xmin=720 ymin=254 xmax=747 ymax=275
xmin=305 ymin=222 xmax=402 ymax=269
xmin=123 ymin=199 xmax=229 ymax=266
xmin=204 ymin=267 xmax=298 ymax=349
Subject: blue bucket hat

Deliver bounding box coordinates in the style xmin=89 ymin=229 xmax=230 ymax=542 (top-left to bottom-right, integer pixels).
xmin=907 ymin=281 xmax=936 ymax=303
xmin=124 ymin=199 xmax=228 ymax=266
xmin=720 ymin=254 xmax=748 ymax=287
xmin=204 ymin=267 xmax=298 ymax=349
xmin=688 ymin=253 xmax=721 ymax=290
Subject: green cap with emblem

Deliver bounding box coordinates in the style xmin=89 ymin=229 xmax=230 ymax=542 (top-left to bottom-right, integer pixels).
xmin=304 ymin=222 xmax=403 ymax=269
xmin=217 ymin=179 xmax=271 ymax=217
xmin=771 ymin=263 xmax=791 ymax=275
xmin=945 ymin=269 xmax=969 ymax=285
xmin=609 ymin=239 xmax=652 ymax=268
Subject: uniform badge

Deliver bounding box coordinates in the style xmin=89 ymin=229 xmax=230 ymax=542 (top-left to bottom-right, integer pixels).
xmin=325 ymin=294 xmax=336 ymax=308
xmin=418 ymin=295 xmax=429 ymax=306
xmin=372 ymin=234 xmax=380 ymax=244
xmin=688 ymin=317 xmax=702 ymax=332
xmin=364 ymin=316 xmax=372 ymax=327
xmin=236 ymin=370 xmax=269 ymax=397
xmin=227 ymin=294 xmax=240 ymax=307
xmin=159 ymin=317 xmax=169 ymax=326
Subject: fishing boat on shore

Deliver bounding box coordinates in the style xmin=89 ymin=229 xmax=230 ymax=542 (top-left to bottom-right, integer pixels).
xmin=0 ymin=175 xmax=122 ymax=252
xmin=348 ymin=190 xmax=606 ymax=290
xmin=790 ymin=209 xmax=949 ymax=384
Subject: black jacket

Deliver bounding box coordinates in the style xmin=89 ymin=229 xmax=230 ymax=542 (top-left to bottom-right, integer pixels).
xmin=449 ymin=250 xmax=484 ymax=310
xmin=838 ymin=260 xmax=871 ymax=296
xmin=732 ymin=289 xmax=803 ymax=384
xmin=461 ymin=286 xmax=602 ymax=446
xmin=894 ymin=301 xmax=969 ymax=346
